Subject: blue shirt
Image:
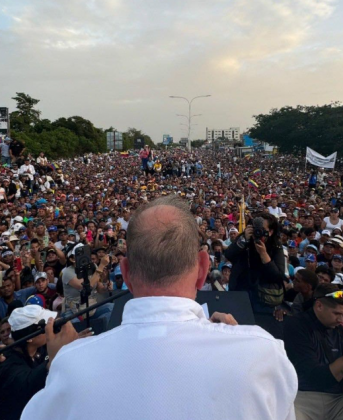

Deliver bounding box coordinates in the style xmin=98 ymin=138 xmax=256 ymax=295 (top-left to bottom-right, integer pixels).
xmin=0 ymin=287 xmax=36 ymax=319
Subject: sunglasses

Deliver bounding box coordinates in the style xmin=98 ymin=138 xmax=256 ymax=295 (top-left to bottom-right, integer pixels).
xmin=325 ymin=291 xmax=343 ymax=299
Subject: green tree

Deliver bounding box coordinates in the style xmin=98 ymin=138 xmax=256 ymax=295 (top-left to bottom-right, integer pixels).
xmin=249 ymin=103 xmax=343 ymax=154
xmin=123 ymin=128 xmax=154 ymax=150
xmin=52 ymin=116 xmax=106 ymax=153
xmin=10 ymin=93 xmax=41 ymax=131
xmin=191 ymin=139 xmax=206 ymax=148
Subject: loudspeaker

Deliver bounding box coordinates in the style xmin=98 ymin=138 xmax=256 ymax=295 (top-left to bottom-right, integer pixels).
xmin=134 ymin=138 xmax=144 ymax=149
xmin=107 ymin=291 xmax=255 ymax=331
xmin=196 ymin=291 xmax=255 ymax=325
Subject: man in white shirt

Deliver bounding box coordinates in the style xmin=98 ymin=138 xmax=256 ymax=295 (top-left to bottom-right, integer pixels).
xmin=268 ymin=198 xmax=282 ymax=218
xmin=19 ymin=157 xmax=35 ymax=192
xmin=22 ymin=196 xmax=297 ymax=420
xmin=117 ymin=208 xmax=130 ymax=230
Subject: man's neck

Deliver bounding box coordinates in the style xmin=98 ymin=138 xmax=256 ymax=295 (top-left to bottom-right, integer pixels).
xmin=4 ymin=295 xmax=14 ymax=304
xmin=27 ymin=343 xmax=40 ymax=358
xmin=301 ymin=291 xmax=313 ymax=301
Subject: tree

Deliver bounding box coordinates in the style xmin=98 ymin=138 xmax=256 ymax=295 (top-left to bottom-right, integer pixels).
xmin=191 ymin=139 xmax=206 ymax=148
xmin=249 ymin=103 xmax=343 ymax=154
xmin=52 ymin=116 xmax=106 ymax=153
xmin=122 ymin=128 xmax=154 ymax=150
xmin=10 ymin=93 xmax=41 ymax=131
xmin=249 ymin=102 xmax=343 ymax=154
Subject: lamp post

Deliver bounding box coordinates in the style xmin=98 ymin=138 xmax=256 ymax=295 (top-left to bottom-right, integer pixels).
xmin=170 ymin=95 xmax=211 ymax=151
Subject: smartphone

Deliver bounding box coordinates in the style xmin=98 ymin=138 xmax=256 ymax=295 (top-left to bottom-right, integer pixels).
xmin=15 ymin=257 xmax=22 ymax=272
xmin=118 ymin=239 xmax=124 ymax=247
xmin=214 ymin=251 xmax=221 ymax=262
xmin=40 ymin=251 xmax=47 ymax=265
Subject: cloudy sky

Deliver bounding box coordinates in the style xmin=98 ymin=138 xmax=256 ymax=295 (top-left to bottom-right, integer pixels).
xmin=1 ymin=0 xmax=343 ymax=143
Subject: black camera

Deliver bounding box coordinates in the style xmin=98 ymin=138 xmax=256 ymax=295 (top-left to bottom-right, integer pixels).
xmin=252 ymin=217 xmax=269 ymax=241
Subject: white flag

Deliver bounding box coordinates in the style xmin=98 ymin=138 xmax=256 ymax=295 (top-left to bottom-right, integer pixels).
xmin=306 ymin=147 xmax=337 ymax=169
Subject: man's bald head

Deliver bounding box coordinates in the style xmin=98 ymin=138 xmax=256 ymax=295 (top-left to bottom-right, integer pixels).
xmin=126 ymin=196 xmax=200 ymax=286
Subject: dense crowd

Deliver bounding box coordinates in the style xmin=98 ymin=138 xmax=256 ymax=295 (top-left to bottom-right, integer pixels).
xmin=0 ymin=138 xmax=343 ymax=419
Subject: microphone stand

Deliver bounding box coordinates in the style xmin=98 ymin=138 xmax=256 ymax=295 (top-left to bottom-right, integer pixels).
xmin=1 ymin=290 xmax=129 ymax=354
xmin=79 ymin=262 xmax=92 ymax=329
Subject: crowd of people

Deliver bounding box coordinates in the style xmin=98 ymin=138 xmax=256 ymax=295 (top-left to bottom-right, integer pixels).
xmin=0 ymin=138 xmax=343 ymax=419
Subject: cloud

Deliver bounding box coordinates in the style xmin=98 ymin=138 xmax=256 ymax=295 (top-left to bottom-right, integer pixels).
xmin=0 ymin=0 xmax=342 ymax=143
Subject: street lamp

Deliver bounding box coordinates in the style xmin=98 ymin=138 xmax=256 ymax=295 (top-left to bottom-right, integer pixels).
xmin=170 ymin=95 xmax=211 ymax=151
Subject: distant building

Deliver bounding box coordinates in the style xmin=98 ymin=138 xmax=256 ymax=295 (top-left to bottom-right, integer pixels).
xmin=179 ymin=137 xmax=188 ymax=146
xmin=206 ymin=127 xmax=240 ymax=142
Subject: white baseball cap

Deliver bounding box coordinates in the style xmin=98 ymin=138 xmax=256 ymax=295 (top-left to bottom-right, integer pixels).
xmin=67 ymin=242 xmax=84 ymax=258
xmin=13 ymin=223 xmax=24 ymax=231
xmin=8 ymin=305 xmax=57 ymax=332
xmin=322 ymin=229 xmax=331 ymax=236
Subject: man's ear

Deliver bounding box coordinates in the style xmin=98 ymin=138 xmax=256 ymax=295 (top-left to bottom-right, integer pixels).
xmin=196 ymin=251 xmax=210 ymax=290
xmin=120 ymin=257 xmax=133 ymax=293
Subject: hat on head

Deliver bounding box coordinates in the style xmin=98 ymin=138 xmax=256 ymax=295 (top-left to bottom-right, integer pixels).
xmin=34 ymin=272 xmax=48 ymax=282
xmin=13 ymin=223 xmax=24 ymax=232
xmin=305 ymin=254 xmax=316 ymax=263
xmin=47 ymin=248 xmax=57 ymax=255
xmin=222 ymin=263 xmax=232 ymax=270
xmin=229 ymin=228 xmax=239 ymax=233
xmin=324 ymin=240 xmax=335 ymax=247
xmin=13 ymin=216 xmax=23 ymax=223
xmin=306 ymin=244 xmax=318 ymax=254
xmin=67 ymin=243 xmax=84 ymax=258
xmin=48 ymin=226 xmax=58 ymax=232
xmin=2 ymin=250 xmax=13 ymax=257
xmin=333 ymin=254 xmax=343 ymax=262
xmin=322 ymin=229 xmax=331 ymax=236
xmin=9 ymin=235 xmax=19 ymax=242
xmin=25 ymin=294 xmax=46 ymax=308
xmin=8 ymin=305 xmax=57 ymax=339
xmin=287 ymin=240 xmax=297 ymax=248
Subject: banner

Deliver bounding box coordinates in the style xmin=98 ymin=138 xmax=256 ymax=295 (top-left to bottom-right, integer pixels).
xmin=306 ymin=147 xmax=337 ymax=169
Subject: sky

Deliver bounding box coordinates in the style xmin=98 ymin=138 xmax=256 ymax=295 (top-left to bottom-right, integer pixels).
xmin=1 ymin=0 xmax=343 ymax=144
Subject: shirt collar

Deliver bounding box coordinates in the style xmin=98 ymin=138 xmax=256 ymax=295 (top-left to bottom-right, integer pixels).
xmin=122 ymin=296 xmax=207 ymax=325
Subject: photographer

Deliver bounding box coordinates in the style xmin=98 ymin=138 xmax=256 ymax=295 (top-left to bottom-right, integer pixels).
xmin=225 ymin=213 xmax=285 ymax=338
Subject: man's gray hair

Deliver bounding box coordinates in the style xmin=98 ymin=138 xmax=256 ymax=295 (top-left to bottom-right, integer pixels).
xmin=127 ymin=195 xmax=199 ymax=286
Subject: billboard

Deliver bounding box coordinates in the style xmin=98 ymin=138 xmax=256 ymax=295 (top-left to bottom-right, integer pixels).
xmin=163 ymin=134 xmax=173 ymax=145
xmin=0 ymin=108 xmax=9 ymax=136
xmin=134 ymin=138 xmax=145 ymax=149
xmin=106 ymin=131 xmax=123 ymax=151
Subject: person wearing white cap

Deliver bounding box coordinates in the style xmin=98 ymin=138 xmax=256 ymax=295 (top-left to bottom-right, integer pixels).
xmin=0 ymin=305 xmax=79 ymax=420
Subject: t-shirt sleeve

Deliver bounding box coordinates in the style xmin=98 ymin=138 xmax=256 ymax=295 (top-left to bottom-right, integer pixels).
xmin=62 ymin=269 xmax=76 ymax=286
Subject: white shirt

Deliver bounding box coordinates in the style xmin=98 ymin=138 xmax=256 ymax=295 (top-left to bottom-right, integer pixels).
xmin=268 ymin=206 xmax=282 ymax=217
xmin=19 ymin=164 xmax=35 ymax=180
xmin=117 ymin=217 xmax=129 ymax=230
xmin=22 ymin=296 xmax=297 ymax=420
xmin=54 ymin=240 xmax=73 ymax=251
